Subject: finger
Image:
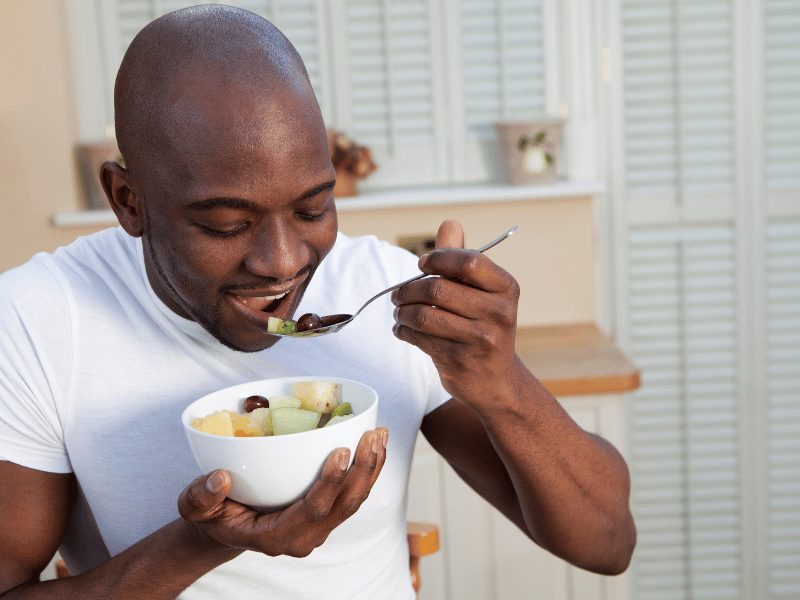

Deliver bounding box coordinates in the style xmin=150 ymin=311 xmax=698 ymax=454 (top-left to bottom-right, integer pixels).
xmin=417 ymin=249 xmax=516 ymax=295
xmin=178 ymin=469 xmax=232 ymax=523
xmin=435 ymin=219 xmax=465 ymax=250
xmin=393 ymin=275 xmax=518 ymax=328
xmin=277 ymin=448 xmax=351 ymax=526
xmin=330 ymin=428 xmax=388 ymax=520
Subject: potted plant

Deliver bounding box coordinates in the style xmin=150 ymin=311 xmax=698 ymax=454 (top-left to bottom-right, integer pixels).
xmin=327 ymin=129 xmax=378 ymax=197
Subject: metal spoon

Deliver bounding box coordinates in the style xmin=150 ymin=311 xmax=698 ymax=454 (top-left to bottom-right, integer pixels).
xmin=270 ymin=225 xmax=518 ymax=338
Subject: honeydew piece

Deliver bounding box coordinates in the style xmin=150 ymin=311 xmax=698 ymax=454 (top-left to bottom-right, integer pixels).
xmin=292 ymin=381 xmax=339 ymax=414
xmin=191 ymin=410 xmax=234 ymax=436
xmin=248 ymin=407 xmax=272 ymax=436
xmin=268 ymin=396 xmax=303 ymax=410
xmin=271 ymin=407 xmax=321 ymax=436
xmin=323 ymin=414 xmax=355 ymax=428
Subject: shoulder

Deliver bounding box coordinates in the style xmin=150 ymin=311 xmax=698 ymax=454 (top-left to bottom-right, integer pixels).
xmin=323 ymin=232 xmax=421 ymax=284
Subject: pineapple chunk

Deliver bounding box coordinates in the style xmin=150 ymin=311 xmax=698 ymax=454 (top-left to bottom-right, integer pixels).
xmin=271 ymin=407 xmax=321 ymax=435
xmin=248 ymin=407 xmax=272 ymax=436
xmin=268 ymin=396 xmax=303 ymax=410
xmin=229 ymin=411 xmax=261 ymax=437
xmin=292 ymin=381 xmax=339 ymax=414
xmin=191 ymin=410 xmax=234 ymax=436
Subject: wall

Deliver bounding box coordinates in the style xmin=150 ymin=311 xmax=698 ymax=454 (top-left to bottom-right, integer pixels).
xmin=0 ymin=0 xmax=104 ymax=275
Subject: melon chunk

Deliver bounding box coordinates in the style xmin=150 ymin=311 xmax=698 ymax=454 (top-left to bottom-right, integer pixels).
xmin=268 ymin=396 xmax=303 ymax=410
xmin=324 ymin=414 xmax=355 ymax=428
xmin=292 ymin=381 xmax=339 ymax=414
xmin=244 ymin=407 xmax=272 ymax=436
xmin=271 ymin=407 xmax=321 ymax=435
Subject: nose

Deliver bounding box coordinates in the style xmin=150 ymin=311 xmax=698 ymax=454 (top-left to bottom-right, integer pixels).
xmin=244 ymin=218 xmax=309 ymax=281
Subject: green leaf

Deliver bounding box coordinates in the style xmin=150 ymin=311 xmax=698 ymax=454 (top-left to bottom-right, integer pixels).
xmin=534 ymin=131 xmax=547 ymax=144
xmin=545 ymin=153 xmax=553 ymax=164
xmin=517 ymin=137 xmax=529 ymax=152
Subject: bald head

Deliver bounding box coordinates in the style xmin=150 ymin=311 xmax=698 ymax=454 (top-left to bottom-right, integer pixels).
xmin=114 ymin=5 xmax=315 ymax=176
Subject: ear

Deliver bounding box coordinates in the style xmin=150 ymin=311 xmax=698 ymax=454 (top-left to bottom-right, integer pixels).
xmin=99 ymin=160 xmax=146 ymax=238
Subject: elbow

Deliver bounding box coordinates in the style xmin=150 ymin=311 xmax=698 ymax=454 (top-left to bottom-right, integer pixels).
xmin=592 ymin=512 xmax=637 ymax=576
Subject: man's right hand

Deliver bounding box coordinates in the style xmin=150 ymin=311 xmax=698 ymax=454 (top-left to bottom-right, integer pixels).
xmin=177 ymin=427 xmax=388 ymax=558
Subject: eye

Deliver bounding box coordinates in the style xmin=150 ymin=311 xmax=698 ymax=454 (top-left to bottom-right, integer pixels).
xmin=295 ymin=197 xmax=333 ymax=221
xmin=198 ymin=223 xmax=249 ymax=238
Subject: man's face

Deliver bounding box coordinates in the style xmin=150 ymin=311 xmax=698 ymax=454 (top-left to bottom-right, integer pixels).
xmin=131 ymin=76 xmax=337 ymax=352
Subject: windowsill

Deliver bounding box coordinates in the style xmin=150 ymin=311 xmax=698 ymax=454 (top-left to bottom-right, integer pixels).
xmin=52 ymin=180 xmax=604 ymax=228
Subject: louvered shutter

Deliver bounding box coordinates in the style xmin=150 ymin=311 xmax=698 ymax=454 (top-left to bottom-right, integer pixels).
xmin=764 ymin=219 xmax=800 ymax=599
xmin=447 ymin=0 xmax=547 ymax=182
xmin=627 ymin=224 xmax=743 ymax=600
xmin=325 ymin=0 xmax=449 ymax=187
xmin=99 ymin=0 xmax=330 ymax=126
xmin=621 ymin=0 xmax=736 ymax=223
xmin=764 ymin=1 xmax=800 ymax=192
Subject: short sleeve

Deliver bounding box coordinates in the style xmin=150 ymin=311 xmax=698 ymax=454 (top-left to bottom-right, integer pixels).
xmin=0 ymin=257 xmax=73 ymax=473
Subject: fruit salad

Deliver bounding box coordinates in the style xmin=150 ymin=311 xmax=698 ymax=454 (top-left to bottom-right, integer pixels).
xmin=191 ymin=381 xmax=355 ymax=437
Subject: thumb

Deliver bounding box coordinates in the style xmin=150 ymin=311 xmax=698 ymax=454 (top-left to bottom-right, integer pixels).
xmin=435 ymin=219 xmax=464 ymax=250
xmin=178 ymin=470 xmax=231 ymax=522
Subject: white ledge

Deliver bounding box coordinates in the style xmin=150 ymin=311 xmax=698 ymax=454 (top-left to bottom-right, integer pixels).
xmin=52 ymin=180 xmax=604 ymax=228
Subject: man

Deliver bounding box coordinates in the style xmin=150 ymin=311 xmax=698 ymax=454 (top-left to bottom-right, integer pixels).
xmin=0 ymin=5 xmax=635 ymax=599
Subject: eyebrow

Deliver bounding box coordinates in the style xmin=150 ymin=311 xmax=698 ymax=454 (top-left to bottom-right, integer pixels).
xmin=185 ymin=180 xmax=337 ymax=211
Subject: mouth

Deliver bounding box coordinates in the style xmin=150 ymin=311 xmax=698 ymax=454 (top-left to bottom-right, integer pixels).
xmin=224 ymin=273 xmax=309 ymax=330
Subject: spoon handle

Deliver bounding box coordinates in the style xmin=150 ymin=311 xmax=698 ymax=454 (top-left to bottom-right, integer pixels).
xmin=352 ymin=225 xmax=518 ymax=319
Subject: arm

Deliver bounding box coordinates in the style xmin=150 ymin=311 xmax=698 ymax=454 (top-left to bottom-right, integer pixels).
xmin=393 ymin=221 xmax=636 ymax=575
xmin=0 ymin=427 xmax=387 ymax=599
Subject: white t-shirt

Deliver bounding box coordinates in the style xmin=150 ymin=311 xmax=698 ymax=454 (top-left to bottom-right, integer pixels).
xmin=0 ymin=227 xmax=450 ymax=599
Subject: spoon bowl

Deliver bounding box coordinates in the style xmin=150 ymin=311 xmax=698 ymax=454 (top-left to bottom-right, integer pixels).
xmin=268 ymin=225 xmax=518 ymax=338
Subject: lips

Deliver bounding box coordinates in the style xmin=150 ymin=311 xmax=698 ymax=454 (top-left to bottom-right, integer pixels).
xmin=230 ymin=291 xmax=288 ymax=312
xmin=225 ymin=271 xmax=309 ymax=331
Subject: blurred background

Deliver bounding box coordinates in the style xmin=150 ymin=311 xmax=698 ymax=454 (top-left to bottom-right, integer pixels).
xmin=1 ymin=1 xmax=798 ymax=599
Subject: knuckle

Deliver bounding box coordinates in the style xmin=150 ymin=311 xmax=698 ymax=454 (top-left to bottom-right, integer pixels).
xmin=307 ymin=504 xmax=332 ymax=522
xmin=507 ymin=277 xmax=521 ymax=300
xmin=341 ymin=494 xmax=369 ymax=518
xmin=427 ymin=278 xmax=450 ymax=305
xmin=463 ymin=252 xmax=482 ymax=274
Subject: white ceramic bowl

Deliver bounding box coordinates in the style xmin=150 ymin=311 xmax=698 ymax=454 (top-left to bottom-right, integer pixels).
xmin=182 ymin=376 xmax=379 ymax=511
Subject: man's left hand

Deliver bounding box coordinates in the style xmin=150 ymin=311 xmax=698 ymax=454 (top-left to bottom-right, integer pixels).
xmin=391 ymin=219 xmax=521 ymax=407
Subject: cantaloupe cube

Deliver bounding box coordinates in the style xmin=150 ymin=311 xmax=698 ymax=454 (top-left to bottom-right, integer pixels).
xmin=229 ymin=411 xmax=261 ymax=437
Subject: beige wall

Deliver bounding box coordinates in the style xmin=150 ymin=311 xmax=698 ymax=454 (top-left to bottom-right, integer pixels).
xmin=337 ymin=198 xmax=597 ymax=327
xmin=0 ymin=0 xmax=105 ymax=275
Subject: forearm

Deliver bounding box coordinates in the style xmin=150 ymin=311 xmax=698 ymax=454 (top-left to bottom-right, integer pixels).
xmin=2 ymin=519 xmax=242 ymax=600
xmin=478 ymin=357 xmax=636 ymax=574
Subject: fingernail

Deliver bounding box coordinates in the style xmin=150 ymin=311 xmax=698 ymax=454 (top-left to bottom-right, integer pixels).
xmin=418 ymin=254 xmax=429 ymax=269
xmin=381 ymin=430 xmax=388 ymax=449
xmin=371 ymin=434 xmax=381 ymax=454
xmin=338 ymin=451 xmax=350 ymax=471
xmin=206 ymin=471 xmax=225 ymax=493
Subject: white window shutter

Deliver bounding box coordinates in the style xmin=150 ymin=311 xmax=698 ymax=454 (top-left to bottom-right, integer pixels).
xmin=627 ymin=224 xmax=743 ymax=599
xmin=621 ymin=0 xmax=736 ymax=224
xmin=325 ymin=0 xmax=449 ymax=188
xmin=764 ymin=219 xmax=800 ymax=598
xmin=447 ymin=0 xmax=547 ymax=182
xmin=764 ymin=1 xmax=800 ymax=192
